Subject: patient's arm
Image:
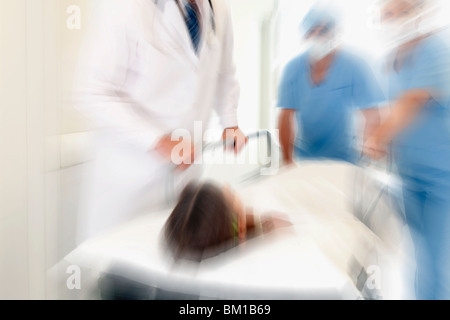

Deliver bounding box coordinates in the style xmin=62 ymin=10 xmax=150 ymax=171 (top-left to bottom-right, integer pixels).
xmin=262 ymin=214 xmax=293 ymax=232
xmin=244 ymin=209 xmax=292 ymax=239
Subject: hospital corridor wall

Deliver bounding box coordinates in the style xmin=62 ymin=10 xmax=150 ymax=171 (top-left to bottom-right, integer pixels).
xmin=0 ymin=0 xmax=61 ymax=299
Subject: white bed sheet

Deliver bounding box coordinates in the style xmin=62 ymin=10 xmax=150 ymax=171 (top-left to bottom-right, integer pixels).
xmin=58 ymin=161 xmax=407 ymax=300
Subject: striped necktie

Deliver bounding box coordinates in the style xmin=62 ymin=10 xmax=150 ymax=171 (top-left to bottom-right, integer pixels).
xmin=184 ymin=0 xmax=202 ymax=53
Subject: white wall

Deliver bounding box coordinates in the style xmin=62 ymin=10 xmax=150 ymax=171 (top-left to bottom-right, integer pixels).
xmin=0 ymin=0 xmax=29 ymax=300
xmin=0 ymin=0 xmax=61 ymax=299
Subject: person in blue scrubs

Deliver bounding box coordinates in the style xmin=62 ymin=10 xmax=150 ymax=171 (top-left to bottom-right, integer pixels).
xmin=278 ymin=3 xmax=383 ymax=165
xmin=364 ymin=0 xmax=450 ymax=300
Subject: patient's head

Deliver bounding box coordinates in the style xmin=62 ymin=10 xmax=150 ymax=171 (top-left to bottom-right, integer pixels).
xmin=163 ymin=181 xmax=242 ymax=261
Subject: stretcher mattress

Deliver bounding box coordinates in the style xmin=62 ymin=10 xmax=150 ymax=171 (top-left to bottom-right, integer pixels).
xmin=57 ymin=161 xmax=408 ymax=300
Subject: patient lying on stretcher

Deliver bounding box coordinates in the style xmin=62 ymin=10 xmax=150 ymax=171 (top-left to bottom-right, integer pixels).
xmin=163 ymin=181 xmax=292 ymax=262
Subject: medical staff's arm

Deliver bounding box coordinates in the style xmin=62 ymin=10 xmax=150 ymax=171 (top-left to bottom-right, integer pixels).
xmin=278 ymin=109 xmax=296 ymax=165
xmin=351 ymin=57 xmax=384 ymax=144
xmin=360 ymin=108 xmax=381 ymax=142
xmin=214 ymin=1 xmax=247 ymax=153
xmin=364 ymin=89 xmax=430 ymax=159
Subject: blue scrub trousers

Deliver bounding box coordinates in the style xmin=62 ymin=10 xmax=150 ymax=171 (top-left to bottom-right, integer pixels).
xmin=401 ymin=172 xmax=450 ymax=300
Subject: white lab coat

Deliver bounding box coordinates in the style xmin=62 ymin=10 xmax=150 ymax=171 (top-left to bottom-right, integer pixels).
xmin=73 ymin=0 xmax=240 ymax=243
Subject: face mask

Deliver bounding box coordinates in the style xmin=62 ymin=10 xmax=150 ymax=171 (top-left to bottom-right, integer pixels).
xmin=382 ymin=18 xmax=420 ymax=47
xmin=307 ymin=38 xmax=337 ymax=62
xmin=382 ymin=7 xmax=436 ymax=48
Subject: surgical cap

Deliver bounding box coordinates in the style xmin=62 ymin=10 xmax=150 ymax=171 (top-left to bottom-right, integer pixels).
xmin=300 ymin=1 xmax=341 ymax=36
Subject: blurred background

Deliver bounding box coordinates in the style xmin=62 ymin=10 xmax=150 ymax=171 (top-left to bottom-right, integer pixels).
xmin=1 ymin=0 xmax=449 ymax=299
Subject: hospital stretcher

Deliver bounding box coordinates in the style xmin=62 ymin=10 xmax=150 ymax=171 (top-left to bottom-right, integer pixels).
xmin=53 ymin=131 xmax=410 ymax=300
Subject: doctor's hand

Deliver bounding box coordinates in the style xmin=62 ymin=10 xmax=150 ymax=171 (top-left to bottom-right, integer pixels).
xmin=154 ymin=135 xmax=196 ymax=171
xmin=222 ymin=126 xmax=248 ymax=154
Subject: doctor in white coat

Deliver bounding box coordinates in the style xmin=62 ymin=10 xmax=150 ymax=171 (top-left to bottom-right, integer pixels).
xmin=73 ymin=0 xmax=247 ymax=243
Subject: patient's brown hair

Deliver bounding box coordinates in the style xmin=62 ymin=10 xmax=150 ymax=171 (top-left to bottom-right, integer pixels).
xmin=163 ymin=181 xmax=234 ymax=261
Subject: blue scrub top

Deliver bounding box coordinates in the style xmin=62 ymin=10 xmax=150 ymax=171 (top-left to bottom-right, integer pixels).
xmin=277 ymin=49 xmax=383 ymax=163
xmin=386 ymin=33 xmax=450 ymax=179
